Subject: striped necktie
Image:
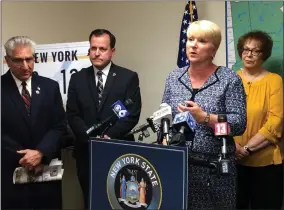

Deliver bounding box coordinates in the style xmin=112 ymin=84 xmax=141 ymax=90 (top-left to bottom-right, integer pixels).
xmin=21 ymin=81 xmax=31 ymax=115
xmin=97 ymin=71 xmax=104 ymax=104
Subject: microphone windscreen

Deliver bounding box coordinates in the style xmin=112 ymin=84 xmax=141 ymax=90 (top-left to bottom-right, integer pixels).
xmin=172 ymin=111 xmax=196 ymax=132
xmin=159 ymin=103 xmax=169 ymax=109
xmin=112 ymin=100 xmax=130 ymax=119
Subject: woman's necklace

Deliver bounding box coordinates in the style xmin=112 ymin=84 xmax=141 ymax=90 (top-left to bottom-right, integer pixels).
xmin=242 ymin=69 xmax=261 ymax=85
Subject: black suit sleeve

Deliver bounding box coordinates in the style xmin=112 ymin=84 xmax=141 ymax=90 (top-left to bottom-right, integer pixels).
xmin=106 ymin=72 xmax=142 ymax=138
xmin=60 ymin=124 xmax=76 ymax=148
xmin=1 ymin=134 xmax=25 ymax=162
xmin=36 ymin=83 xmax=67 ymax=163
xmin=66 ymin=74 xmax=89 ymax=142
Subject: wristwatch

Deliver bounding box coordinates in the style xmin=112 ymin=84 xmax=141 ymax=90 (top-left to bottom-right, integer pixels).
xmin=243 ymin=145 xmax=253 ymax=155
xmin=204 ymin=112 xmax=210 ymax=124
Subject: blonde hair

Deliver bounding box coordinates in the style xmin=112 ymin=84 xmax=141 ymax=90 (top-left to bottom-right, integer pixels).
xmin=186 ymin=20 xmax=222 ymax=50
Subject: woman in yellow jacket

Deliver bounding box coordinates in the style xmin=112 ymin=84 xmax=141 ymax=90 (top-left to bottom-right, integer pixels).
xmin=234 ymin=30 xmax=283 ymax=209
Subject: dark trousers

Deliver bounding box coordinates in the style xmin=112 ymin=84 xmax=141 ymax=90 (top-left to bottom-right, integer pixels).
xmin=2 ymin=178 xmax=62 ymax=209
xmin=75 ymin=151 xmax=89 ymax=210
xmin=236 ymin=163 xmax=283 ymax=209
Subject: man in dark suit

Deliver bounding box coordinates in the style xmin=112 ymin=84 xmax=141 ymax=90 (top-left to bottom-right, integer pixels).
xmin=66 ymin=29 xmax=142 ymax=208
xmin=1 ymin=36 xmax=66 ymax=209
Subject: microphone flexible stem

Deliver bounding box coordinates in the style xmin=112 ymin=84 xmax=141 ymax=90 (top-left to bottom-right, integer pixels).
xmin=86 ymin=115 xmax=115 ymax=135
xmin=86 ymin=124 xmax=100 ymax=135
xmin=125 ymin=123 xmax=150 ymax=136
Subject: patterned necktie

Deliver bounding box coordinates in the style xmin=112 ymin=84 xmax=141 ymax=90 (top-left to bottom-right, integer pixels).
xmin=21 ymin=81 xmax=31 ymax=115
xmin=97 ymin=71 xmax=104 ymax=104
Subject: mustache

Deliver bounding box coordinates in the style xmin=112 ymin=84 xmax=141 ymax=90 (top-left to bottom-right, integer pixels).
xmin=91 ymin=57 xmax=102 ymax=61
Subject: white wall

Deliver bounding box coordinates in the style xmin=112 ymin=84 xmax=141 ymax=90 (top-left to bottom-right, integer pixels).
xmin=2 ymin=1 xmax=226 ymax=209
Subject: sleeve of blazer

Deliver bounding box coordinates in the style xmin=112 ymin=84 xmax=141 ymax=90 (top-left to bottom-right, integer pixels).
xmin=106 ymin=72 xmax=142 ymax=138
xmin=2 ymin=133 xmax=25 ymax=162
xmin=36 ymin=82 xmax=67 ymax=163
xmin=66 ymin=73 xmax=89 ymax=142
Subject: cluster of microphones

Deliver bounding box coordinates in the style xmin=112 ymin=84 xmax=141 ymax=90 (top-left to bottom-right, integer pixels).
xmin=85 ymin=98 xmax=231 ymax=175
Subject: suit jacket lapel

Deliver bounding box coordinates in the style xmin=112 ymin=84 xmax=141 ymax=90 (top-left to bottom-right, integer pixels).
xmin=87 ymin=66 xmax=100 ymax=109
xmin=31 ymin=74 xmax=43 ymax=125
xmin=98 ymin=64 xmax=117 ymax=112
xmin=4 ymin=71 xmax=31 ymax=127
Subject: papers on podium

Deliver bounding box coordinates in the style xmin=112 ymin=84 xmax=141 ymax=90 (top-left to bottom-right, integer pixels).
xmin=13 ymin=158 xmax=64 ymax=184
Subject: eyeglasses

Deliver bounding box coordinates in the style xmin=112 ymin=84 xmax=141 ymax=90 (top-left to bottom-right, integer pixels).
xmin=8 ymin=56 xmax=34 ymax=66
xmin=242 ymin=48 xmax=262 ymax=56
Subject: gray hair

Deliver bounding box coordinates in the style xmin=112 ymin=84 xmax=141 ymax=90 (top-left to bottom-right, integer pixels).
xmin=4 ymin=36 xmax=36 ymax=56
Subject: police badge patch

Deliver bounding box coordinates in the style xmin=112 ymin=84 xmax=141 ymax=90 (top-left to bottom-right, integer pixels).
xmin=107 ymin=154 xmax=162 ymax=209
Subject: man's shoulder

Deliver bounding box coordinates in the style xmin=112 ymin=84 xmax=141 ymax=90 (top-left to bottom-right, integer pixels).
xmin=71 ymin=64 xmax=137 ymax=79
xmin=36 ymin=74 xmax=58 ymax=87
xmin=112 ymin=63 xmax=137 ymax=76
xmin=1 ymin=70 xmax=12 ymax=80
xmin=1 ymin=72 xmax=10 ymax=88
xmin=70 ymin=65 xmax=93 ymax=80
xmin=1 ymin=72 xmax=7 ymax=78
xmin=1 ymin=72 xmax=8 ymax=81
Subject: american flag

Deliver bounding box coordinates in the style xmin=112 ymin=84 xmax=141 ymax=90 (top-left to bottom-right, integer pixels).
xmin=177 ymin=1 xmax=199 ymax=68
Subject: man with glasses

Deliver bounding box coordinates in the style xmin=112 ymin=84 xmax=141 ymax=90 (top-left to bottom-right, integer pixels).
xmin=1 ymin=36 xmax=67 ymax=209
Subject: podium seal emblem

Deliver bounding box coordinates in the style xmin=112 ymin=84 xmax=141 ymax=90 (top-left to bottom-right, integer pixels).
xmin=107 ymin=153 xmax=162 ymax=209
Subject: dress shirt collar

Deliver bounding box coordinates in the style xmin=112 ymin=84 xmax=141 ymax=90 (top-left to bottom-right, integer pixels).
xmin=93 ymin=61 xmax=112 ymax=77
xmin=11 ymin=71 xmax=32 ymax=90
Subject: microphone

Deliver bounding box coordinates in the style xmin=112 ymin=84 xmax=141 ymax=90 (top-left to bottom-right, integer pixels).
xmin=170 ymin=111 xmax=196 ymax=145
xmin=214 ymin=114 xmax=229 ymax=158
xmin=152 ymin=103 xmax=172 ymax=127
xmin=161 ymin=118 xmax=170 ymax=144
xmin=126 ymin=103 xmax=171 ymax=137
xmin=85 ymin=99 xmax=133 ymax=136
xmin=112 ymin=100 xmax=131 ymax=120
xmin=152 ymin=103 xmax=172 ymax=145
xmin=214 ymin=114 xmax=230 ymax=175
xmin=126 ymin=117 xmax=157 ymax=136
xmin=172 ymin=111 xmax=196 ymax=133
